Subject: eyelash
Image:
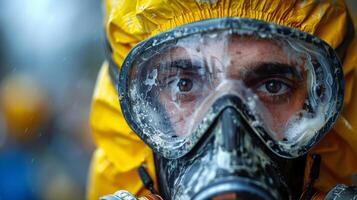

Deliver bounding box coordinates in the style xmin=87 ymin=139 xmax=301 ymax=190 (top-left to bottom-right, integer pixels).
xmin=254 ymin=77 xmax=296 ymax=103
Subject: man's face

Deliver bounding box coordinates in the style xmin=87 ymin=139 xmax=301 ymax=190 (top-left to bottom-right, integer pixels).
xmin=148 ymin=34 xmax=308 ymax=139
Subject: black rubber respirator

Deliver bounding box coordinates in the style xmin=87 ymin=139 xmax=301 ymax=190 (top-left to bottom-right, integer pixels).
xmin=116 ymin=18 xmax=344 ymax=200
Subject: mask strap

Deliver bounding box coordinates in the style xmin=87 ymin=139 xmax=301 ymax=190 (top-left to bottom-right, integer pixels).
xmin=299 ymin=154 xmax=322 ymax=200
xmin=138 ymin=164 xmax=159 ymax=195
xmin=104 ymin=37 xmax=120 ymax=89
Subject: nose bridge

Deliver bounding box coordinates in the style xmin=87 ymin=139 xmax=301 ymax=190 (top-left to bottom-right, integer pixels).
xmin=219 ymin=107 xmax=242 ymax=152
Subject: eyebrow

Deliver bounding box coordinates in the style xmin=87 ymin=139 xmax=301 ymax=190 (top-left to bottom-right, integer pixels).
xmin=242 ymin=62 xmax=303 ymax=81
xmin=157 ymin=58 xmax=205 ymax=71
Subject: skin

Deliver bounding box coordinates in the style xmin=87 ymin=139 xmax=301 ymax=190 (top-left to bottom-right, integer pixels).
xmin=146 ymin=34 xmax=308 ymax=139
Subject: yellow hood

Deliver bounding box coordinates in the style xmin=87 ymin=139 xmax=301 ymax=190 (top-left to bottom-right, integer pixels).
xmin=87 ymin=0 xmax=357 ymax=199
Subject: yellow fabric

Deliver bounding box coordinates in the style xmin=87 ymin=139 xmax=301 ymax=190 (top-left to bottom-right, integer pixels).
xmin=87 ymin=63 xmax=156 ymax=199
xmin=87 ymin=0 xmax=357 ymax=199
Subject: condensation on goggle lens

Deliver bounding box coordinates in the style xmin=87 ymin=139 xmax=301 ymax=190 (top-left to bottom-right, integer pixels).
xmin=128 ymin=32 xmax=334 ymax=144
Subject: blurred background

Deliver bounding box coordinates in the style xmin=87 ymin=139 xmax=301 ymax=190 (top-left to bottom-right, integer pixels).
xmin=1 ymin=1 xmax=357 ymax=200
xmin=0 ymin=0 xmax=103 ymax=199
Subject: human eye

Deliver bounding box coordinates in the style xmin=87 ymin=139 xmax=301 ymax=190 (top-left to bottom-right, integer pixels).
xmin=168 ymin=77 xmax=194 ymax=93
xmin=163 ymin=73 xmax=204 ymax=103
xmin=157 ymin=59 xmax=207 ymax=103
xmin=254 ymin=77 xmax=295 ymax=103
xmin=243 ymin=63 xmax=303 ymax=104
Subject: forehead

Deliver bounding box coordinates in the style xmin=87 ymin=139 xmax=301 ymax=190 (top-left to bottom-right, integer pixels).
xmin=158 ymin=35 xmax=293 ymax=66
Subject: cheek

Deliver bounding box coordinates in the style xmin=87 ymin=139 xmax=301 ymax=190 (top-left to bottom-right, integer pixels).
xmin=264 ymin=88 xmax=307 ymax=139
xmin=159 ymin=94 xmax=195 ymax=136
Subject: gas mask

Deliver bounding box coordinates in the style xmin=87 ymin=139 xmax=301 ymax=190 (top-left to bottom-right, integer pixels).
xmin=116 ymin=18 xmax=344 ymax=200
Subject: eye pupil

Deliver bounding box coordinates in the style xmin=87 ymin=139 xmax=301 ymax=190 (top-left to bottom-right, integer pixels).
xmin=177 ymin=78 xmax=193 ymax=92
xmin=266 ymin=80 xmax=282 ymax=94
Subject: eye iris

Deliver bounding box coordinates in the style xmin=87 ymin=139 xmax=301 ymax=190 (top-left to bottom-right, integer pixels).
xmin=266 ymin=80 xmax=282 ymax=94
xmin=177 ymin=78 xmax=193 ymax=92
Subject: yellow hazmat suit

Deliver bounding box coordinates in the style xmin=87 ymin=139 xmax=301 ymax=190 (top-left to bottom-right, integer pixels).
xmin=87 ymin=0 xmax=357 ymax=199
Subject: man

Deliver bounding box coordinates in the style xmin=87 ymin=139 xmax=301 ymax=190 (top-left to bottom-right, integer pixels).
xmin=87 ymin=0 xmax=357 ymax=199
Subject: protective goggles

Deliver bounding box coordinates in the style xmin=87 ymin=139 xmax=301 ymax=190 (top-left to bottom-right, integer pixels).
xmin=117 ymin=18 xmax=344 ymax=159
